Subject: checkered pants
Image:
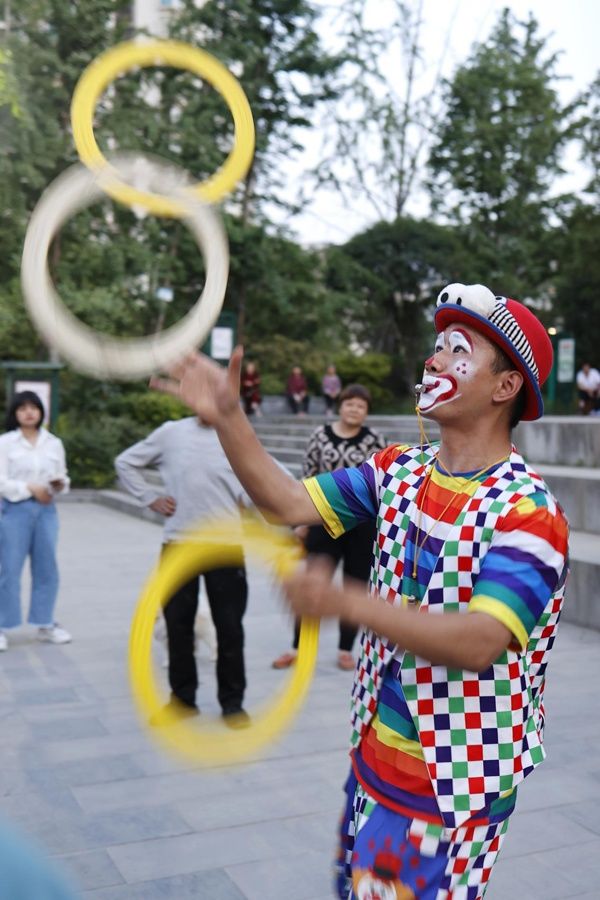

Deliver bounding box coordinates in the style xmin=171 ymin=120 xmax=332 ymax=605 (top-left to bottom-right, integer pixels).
xmin=336 ymin=772 xmax=510 ymax=900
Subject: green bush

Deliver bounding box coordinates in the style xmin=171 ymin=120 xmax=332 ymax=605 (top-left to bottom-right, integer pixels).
xmin=56 ymin=413 xmax=147 ymax=488
xmin=117 ymin=391 xmax=190 ymax=429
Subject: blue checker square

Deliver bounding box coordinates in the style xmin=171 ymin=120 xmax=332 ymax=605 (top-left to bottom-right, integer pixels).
xmin=480 ymin=696 xmax=497 ymax=712
xmin=435 ymin=746 xmax=452 ymax=762
xmin=433 ymin=713 xmax=451 ymax=730
xmin=482 ymin=728 xmax=499 ymax=744
xmin=437 ymin=779 xmax=454 ymax=796
xmin=432 ymin=682 xmax=450 ymax=698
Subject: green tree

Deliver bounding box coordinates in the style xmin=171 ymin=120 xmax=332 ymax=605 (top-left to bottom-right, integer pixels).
xmin=324 ymin=216 xmax=475 ymax=392
xmin=428 ymin=8 xmax=581 ymax=300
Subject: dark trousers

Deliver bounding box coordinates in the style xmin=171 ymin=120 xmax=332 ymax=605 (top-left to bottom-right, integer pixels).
xmin=292 ymin=522 xmax=376 ymax=652
xmin=162 ymin=547 xmax=248 ymax=712
xmin=287 ymin=394 xmax=309 ymax=414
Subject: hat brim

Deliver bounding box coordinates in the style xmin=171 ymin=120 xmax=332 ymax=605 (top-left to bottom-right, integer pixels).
xmin=434 ymin=304 xmax=543 ymax=421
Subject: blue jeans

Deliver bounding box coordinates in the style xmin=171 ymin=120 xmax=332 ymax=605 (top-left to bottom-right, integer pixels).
xmin=0 ymin=499 xmax=59 ymax=628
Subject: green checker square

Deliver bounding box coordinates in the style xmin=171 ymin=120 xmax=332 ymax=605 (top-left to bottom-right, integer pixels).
xmin=383 ymin=569 xmax=394 ymax=586
xmin=445 ymin=602 xmax=460 ymax=613
xmin=452 ymin=761 xmax=469 ymax=779
xmin=382 ymin=488 xmax=396 ymax=505
xmin=530 ymin=744 xmax=545 ymax=764
xmin=496 ymin=711 xmax=512 ymax=729
xmin=469 ymin=840 xmax=484 ymax=858
xmin=389 ymin=540 xmax=403 ymax=559
xmin=367 ymin=678 xmax=374 ymax=693
xmin=447 ymin=669 xmax=463 ymax=682
xmin=402 ymin=655 xmax=416 ymax=671
xmin=450 ymin=728 xmax=467 ymax=746
xmin=442 ymin=571 xmax=459 ymax=587
xmin=449 ymin=697 xmax=465 ymax=714
xmin=445 ymin=541 xmax=459 ymax=556
xmin=490 ymin=500 xmax=505 ymax=513
xmin=494 ymin=679 xmax=511 ymax=696
xmin=499 ymin=774 xmax=514 ymax=792
xmin=498 ymin=742 xmax=513 ymax=760
xmin=482 ymin=527 xmax=494 ymax=542
xmin=454 ymin=794 xmax=470 ymax=811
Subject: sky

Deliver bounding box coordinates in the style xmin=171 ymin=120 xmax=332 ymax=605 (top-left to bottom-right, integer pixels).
xmin=275 ymin=0 xmax=600 ymax=246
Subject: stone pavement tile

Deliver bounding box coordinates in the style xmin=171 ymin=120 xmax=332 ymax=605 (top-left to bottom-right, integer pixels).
xmin=107 ymin=813 xmax=335 ymax=883
xmin=14 ymin=686 xmax=79 ymax=705
xmin=560 ymin=800 xmax=600 ymax=836
xmin=176 ymin=775 xmax=341 ymax=832
xmin=487 ymin=836 xmax=600 ymax=900
xmin=81 ymin=869 xmax=246 ymax=899
xmin=56 ymin=849 xmax=125 ymax=891
xmin=516 ymin=767 xmax=598 ymax=813
xmin=8 ymin=806 xmax=192 ymax=856
xmin=226 ymin=848 xmax=334 ymax=900
xmin=28 ymin=715 xmax=109 ymax=742
xmin=44 ymin=755 xmax=147 ymax=788
xmin=500 ymin=807 xmax=596 ymax=860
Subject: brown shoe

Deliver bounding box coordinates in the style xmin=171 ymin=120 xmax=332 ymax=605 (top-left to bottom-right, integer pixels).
xmin=337 ymin=651 xmax=355 ymax=671
xmin=272 ymin=651 xmax=297 ymax=670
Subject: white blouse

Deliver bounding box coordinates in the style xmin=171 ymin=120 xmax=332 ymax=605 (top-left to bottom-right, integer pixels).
xmin=0 ymin=428 xmax=70 ymax=503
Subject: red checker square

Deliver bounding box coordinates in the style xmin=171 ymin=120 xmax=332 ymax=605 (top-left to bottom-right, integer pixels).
xmin=481 ymin=867 xmax=493 ymax=883
xmin=463 ymin=681 xmax=480 ymax=697
xmin=465 ymin=712 xmax=482 ymax=730
xmin=452 ymin=857 xmax=468 ymax=875
xmin=416 ymin=668 xmax=433 ymax=684
xmin=368 ymin=698 xmax=377 ymax=713
xmin=420 ymin=730 xmax=436 ymax=747
xmin=541 ymin=626 xmax=554 ymax=639
xmin=511 ymin=693 xmax=522 ymax=711
xmin=458 ymin=555 xmax=472 ymax=572
xmin=468 ymin=776 xmax=485 ymax=794
xmin=513 ymin=756 xmax=523 ymax=773
xmin=394 ymin=559 xmax=404 ymax=577
xmin=384 ymin=507 xmax=397 ymax=523
xmin=466 ymin=744 xmax=484 ymax=762
xmin=458 ymin=586 xmax=471 ymax=604
xmin=512 ymin=724 xmax=523 ymax=742
xmin=489 ymin=837 xmax=501 ymax=853
xmin=461 ymin=526 xmax=475 ymax=540
xmin=417 ymin=698 xmax=434 ymax=716
xmin=507 ymin=661 xmax=520 ymax=679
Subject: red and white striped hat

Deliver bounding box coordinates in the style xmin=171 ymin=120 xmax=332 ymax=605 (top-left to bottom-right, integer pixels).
xmin=434 ymin=283 xmax=553 ymax=421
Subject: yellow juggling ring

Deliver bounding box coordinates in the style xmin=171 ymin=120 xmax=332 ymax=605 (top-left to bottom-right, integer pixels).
xmin=71 ymin=40 xmax=255 ymax=217
xmin=129 ymin=517 xmax=319 ymax=766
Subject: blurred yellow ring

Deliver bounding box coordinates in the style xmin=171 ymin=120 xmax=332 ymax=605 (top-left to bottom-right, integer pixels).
xmin=129 ymin=518 xmax=319 ymax=766
xmin=71 ymin=40 xmax=255 ymax=217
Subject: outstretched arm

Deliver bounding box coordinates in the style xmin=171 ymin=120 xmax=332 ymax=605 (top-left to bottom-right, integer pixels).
xmin=151 ymin=348 xmax=321 ymax=527
xmin=284 ymin=563 xmax=512 ymax=672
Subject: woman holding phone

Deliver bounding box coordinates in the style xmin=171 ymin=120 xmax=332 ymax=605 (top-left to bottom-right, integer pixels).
xmin=0 ymin=390 xmax=71 ymax=651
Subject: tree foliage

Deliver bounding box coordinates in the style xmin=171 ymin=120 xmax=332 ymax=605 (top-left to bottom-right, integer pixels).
xmin=428 ymin=9 xmax=581 ymax=299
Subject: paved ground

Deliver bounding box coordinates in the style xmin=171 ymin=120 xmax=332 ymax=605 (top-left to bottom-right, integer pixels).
xmin=0 ymin=501 xmax=599 ymax=899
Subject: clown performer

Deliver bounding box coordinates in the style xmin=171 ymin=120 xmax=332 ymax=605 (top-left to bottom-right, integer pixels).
xmin=151 ymin=283 xmax=569 ymax=900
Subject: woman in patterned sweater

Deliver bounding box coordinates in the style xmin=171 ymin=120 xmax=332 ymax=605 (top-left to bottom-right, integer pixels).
xmin=272 ymin=384 xmax=386 ymax=671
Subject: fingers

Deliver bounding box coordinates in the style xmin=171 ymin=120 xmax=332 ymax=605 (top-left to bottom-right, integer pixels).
xmin=228 ymin=345 xmax=244 ymax=391
xmin=149 ymin=376 xmax=180 ymax=396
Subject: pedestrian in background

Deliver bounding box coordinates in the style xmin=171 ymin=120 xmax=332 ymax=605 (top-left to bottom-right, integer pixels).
xmin=321 ymin=364 xmax=342 ymax=417
xmin=575 ymin=362 xmax=600 ymax=415
xmin=286 ymin=365 xmax=310 ymax=415
xmin=240 ymin=361 xmax=262 ymax=417
xmin=115 ymin=415 xmax=251 ymax=726
xmin=0 ymin=391 xmax=71 ymax=652
xmin=272 ymin=384 xmax=386 ymax=671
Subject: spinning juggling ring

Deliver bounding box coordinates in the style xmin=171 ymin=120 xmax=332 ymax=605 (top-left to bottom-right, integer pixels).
xmin=21 ymin=154 xmax=229 ymax=380
xmin=129 ymin=517 xmax=319 ymax=765
xmin=71 ymin=39 xmax=256 ymax=217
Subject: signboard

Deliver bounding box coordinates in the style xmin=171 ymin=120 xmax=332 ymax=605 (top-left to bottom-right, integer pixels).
xmin=210 ymin=326 xmax=233 ymax=360
xmin=557 ymin=337 xmax=575 ymax=384
xmin=14 ymin=380 xmax=51 ymax=424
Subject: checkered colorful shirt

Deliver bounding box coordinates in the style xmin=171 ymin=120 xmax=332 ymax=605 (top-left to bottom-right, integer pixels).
xmin=304 ymin=443 xmax=569 ymax=829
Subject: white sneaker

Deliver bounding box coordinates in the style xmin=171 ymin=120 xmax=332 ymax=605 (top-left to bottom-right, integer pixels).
xmin=37 ymin=624 xmax=72 ymax=644
xmin=0 ymin=632 xmax=7 ymax=652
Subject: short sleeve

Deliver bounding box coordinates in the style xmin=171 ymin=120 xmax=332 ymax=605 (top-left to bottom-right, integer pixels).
xmin=469 ymin=493 xmax=569 ymax=651
xmin=303 ymin=457 xmax=380 ymax=538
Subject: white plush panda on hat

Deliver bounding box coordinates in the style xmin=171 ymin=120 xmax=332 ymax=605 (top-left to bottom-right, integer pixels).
xmin=436 ymin=283 xmax=499 ymax=318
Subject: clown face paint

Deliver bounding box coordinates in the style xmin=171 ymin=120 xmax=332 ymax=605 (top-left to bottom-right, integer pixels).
xmin=416 ymin=328 xmax=474 ymax=413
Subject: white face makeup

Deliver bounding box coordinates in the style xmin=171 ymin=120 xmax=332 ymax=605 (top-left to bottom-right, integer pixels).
xmin=416 ymin=328 xmax=474 ymax=413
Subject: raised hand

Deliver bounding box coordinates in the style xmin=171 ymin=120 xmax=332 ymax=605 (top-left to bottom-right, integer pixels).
xmin=150 ymin=346 xmax=244 ymax=425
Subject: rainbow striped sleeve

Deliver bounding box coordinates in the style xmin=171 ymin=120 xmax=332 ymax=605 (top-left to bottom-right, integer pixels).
xmin=303 ymin=456 xmax=381 ymax=538
xmin=469 ymin=493 xmax=569 ymax=650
